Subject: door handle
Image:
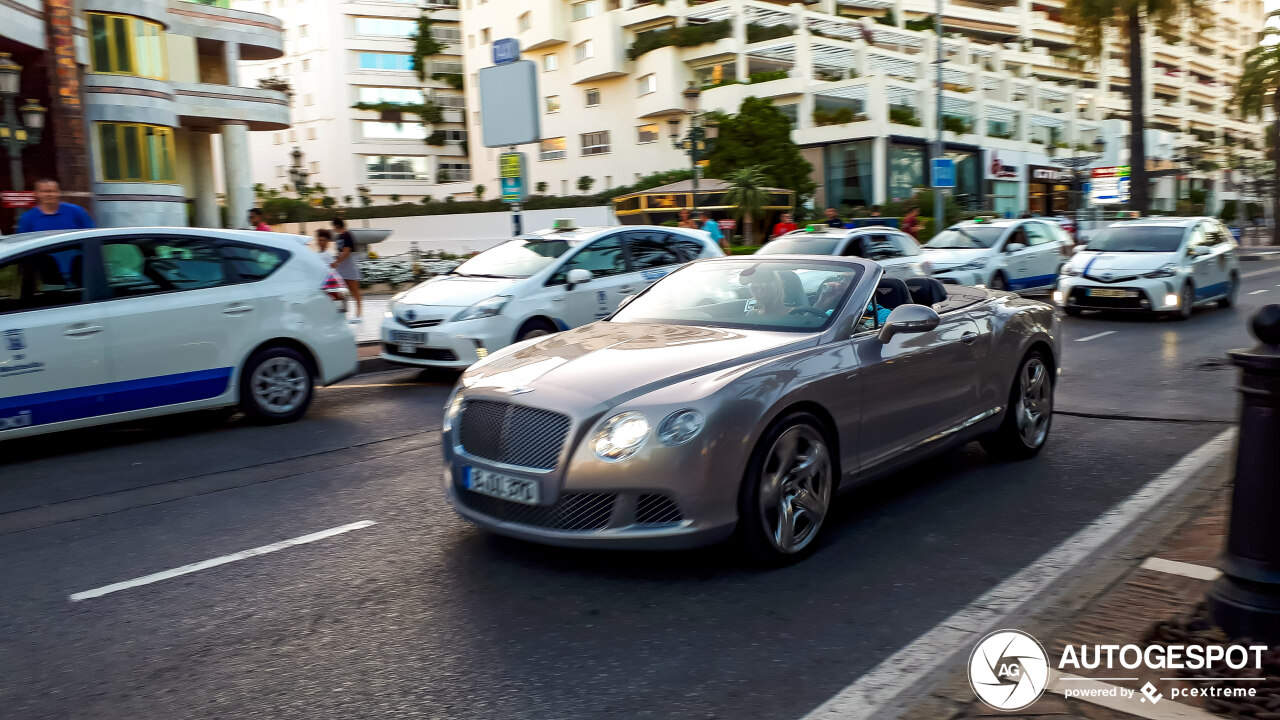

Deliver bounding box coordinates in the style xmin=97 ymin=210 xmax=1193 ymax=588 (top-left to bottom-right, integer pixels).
xmin=960 ymin=331 xmax=978 ymax=345
xmin=222 ymin=304 xmax=254 ymax=316
xmin=618 ymin=286 xmax=635 ymax=294
xmin=63 ymin=324 xmax=103 ymax=337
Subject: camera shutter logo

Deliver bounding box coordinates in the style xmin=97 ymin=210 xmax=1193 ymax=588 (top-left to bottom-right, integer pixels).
xmin=968 ymin=630 xmax=1050 ymax=711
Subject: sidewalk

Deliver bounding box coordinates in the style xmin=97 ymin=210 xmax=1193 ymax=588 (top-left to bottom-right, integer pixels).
xmin=351 ymin=294 xmax=390 ymax=344
xmin=902 ymin=464 xmax=1280 ymax=720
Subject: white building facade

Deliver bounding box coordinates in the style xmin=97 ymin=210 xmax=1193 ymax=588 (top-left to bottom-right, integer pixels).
xmin=460 ymin=0 xmax=1265 ymax=216
xmin=238 ymin=0 xmax=471 ymax=205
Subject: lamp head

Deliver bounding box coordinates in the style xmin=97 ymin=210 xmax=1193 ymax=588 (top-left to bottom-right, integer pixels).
xmin=682 ymin=82 xmax=701 ymax=114
xmin=0 ymin=53 xmax=21 ymax=96
xmin=19 ymin=100 xmax=45 ymax=130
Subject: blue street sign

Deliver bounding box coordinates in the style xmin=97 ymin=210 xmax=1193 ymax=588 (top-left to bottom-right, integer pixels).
xmin=501 ymin=176 xmax=525 ymax=203
xmin=1231 ymin=226 xmax=1243 ymax=241
xmin=931 ymin=158 xmax=956 ymax=189
xmin=493 ymin=38 xmax=520 ymax=65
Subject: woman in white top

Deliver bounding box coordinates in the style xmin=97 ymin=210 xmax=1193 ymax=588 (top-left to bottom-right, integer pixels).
xmin=315 ymin=228 xmax=336 ymax=264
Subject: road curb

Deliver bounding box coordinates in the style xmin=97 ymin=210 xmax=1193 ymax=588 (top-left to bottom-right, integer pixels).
xmin=356 ymin=341 xmax=399 ymax=375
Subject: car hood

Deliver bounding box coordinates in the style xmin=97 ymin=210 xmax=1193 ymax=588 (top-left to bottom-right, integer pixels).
xmin=396 ymin=275 xmax=522 ymax=308
xmin=462 ymin=322 xmax=817 ymax=409
xmin=1070 ymin=251 xmax=1180 ymax=275
xmin=920 ymin=247 xmax=990 ymax=266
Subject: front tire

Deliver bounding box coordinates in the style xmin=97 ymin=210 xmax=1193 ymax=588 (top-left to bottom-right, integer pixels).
xmin=1174 ymin=282 xmax=1195 ymax=321
xmin=1218 ymin=273 xmax=1239 ymax=309
xmin=980 ymin=350 xmax=1054 ymax=460
xmin=514 ymin=318 xmax=557 ymax=343
xmin=738 ymin=413 xmax=836 ymax=565
xmin=240 ymin=347 xmax=315 ymax=424
xmin=988 ymin=272 xmax=1009 ymax=292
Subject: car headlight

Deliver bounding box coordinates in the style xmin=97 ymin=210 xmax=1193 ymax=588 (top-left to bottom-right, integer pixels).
xmin=1143 ymin=263 xmax=1178 ymax=279
xmin=1060 ymin=266 xmax=1081 ymax=277
xmin=657 ymin=409 xmax=704 ymax=446
xmin=954 ymin=259 xmax=987 ymax=272
xmin=443 ymin=390 xmax=464 ymax=432
xmin=453 ymin=295 xmax=512 ymax=322
xmin=592 ymin=412 xmax=650 ymax=462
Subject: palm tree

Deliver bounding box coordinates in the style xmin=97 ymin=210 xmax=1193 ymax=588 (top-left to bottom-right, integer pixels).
xmin=1063 ymin=0 xmax=1205 ymax=215
xmin=723 ymin=165 xmax=771 ymax=245
xmin=1235 ymin=12 xmax=1280 ymax=245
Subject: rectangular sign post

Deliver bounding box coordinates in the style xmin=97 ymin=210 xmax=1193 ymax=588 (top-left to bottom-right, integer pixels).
xmin=480 ymin=39 xmax=539 ymax=238
xmin=499 ymin=151 xmax=526 ymax=236
xmin=1 ymin=192 xmax=36 ymax=208
xmin=931 ymin=158 xmax=956 ymax=189
xmin=1090 ymin=166 xmax=1131 ymax=205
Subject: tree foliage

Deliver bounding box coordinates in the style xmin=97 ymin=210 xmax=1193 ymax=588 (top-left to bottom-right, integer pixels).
xmin=410 ymin=12 xmax=445 ymax=83
xmin=1235 ymin=11 xmax=1280 ymax=243
xmin=706 ymin=97 xmax=816 ymax=205
xmin=723 ymin=166 xmax=771 ymax=244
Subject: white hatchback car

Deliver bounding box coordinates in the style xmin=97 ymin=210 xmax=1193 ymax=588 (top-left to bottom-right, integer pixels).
xmin=0 ymin=228 xmax=357 ymax=440
xmin=1055 ymin=218 xmax=1240 ymax=319
xmin=381 ymin=224 xmax=723 ymax=368
xmin=923 ymin=218 xmax=1069 ymax=292
xmin=755 ymin=225 xmax=929 ymax=281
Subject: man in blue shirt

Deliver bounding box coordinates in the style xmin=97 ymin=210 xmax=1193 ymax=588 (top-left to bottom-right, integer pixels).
xmin=700 ymin=210 xmax=726 ymax=250
xmin=17 ymin=179 xmax=94 ymax=233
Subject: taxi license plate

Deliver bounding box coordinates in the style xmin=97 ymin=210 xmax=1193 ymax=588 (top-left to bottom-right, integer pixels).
xmin=1087 ymin=288 xmax=1136 ymax=298
xmin=464 ymin=467 xmax=540 ymax=505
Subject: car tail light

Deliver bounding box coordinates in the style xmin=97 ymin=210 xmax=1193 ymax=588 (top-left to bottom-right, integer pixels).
xmin=322 ymin=271 xmax=349 ymax=314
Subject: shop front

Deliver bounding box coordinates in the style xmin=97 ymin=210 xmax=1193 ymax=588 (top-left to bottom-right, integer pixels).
xmin=1028 ymin=165 xmax=1074 ymax=216
xmin=985 ymin=150 xmax=1025 ymax=217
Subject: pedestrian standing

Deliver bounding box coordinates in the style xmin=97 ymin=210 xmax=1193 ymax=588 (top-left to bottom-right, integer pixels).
xmin=868 ymin=205 xmax=883 ymax=218
xmin=769 ymin=212 xmax=797 ymax=240
xmin=824 ymin=207 xmax=844 ymax=228
xmin=315 ymin=228 xmax=335 ymax=264
xmin=17 ymin=179 xmax=94 ymax=233
xmin=249 ymin=208 xmax=272 ymax=231
xmin=700 ymin=210 xmax=726 ymax=250
xmin=332 ymin=217 xmax=363 ymax=323
xmin=676 ymin=209 xmax=698 ymax=229
xmin=902 ymin=206 xmax=923 ymax=240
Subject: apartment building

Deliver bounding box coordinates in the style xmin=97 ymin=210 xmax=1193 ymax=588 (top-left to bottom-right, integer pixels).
xmin=238 ymin=0 xmax=471 ymax=205
xmin=0 ymin=0 xmax=289 ymax=228
xmin=460 ymin=0 xmax=1265 ymax=215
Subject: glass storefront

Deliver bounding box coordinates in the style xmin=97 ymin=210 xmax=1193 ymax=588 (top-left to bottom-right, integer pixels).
xmin=945 ymin=150 xmax=980 ymax=211
xmin=991 ymin=180 xmax=1021 ymax=218
xmin=888 ymin=143 xmax=925 ymax=203
xmin=825 ymin=140 xmax=874 ymax=210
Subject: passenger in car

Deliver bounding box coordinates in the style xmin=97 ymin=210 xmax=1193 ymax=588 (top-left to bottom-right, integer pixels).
xmin=744 ymin=269 xmax=790 ymax=318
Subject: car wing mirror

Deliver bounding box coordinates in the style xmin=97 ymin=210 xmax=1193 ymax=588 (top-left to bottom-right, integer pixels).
xmin=565 ymin=268 xmax=594 ymax=289
xmin=1005 ymin=242 xmax=1026 ymax=253
xmin=1189 ymin=246 xmax=1210 ymax=257
xmin=878 ymin=305 xmax=941 ymax=344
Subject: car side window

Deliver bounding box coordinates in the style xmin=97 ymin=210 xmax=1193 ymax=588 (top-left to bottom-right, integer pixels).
xmin=1203 ymin=224 xmax=1227 ymax=246
xmin=625 ymin=231 xmax=682 ymax=270
xmin=220 ymin=242 xmax=289 ymax=282
xmin=1186 ymin=225 xmax=1209 ymax=252
xmin=102 ymin=236 xmax=227 ymax=298
xmin=861 ymin=234 xmax=905 ymax=260
xmin=0 ymin=244 xmax=85 ymax=314
xmin=1023 ymin=223 xmax=1052 ymax=246
xmin=891 ymin=233 xmax=920 ymax=256
xmin=548 ymin=234 xmax=627 ymax=285
xmin=840 ymin=237 xmax=865 ymax=258
xmin=668 ymin=235 xmax=707 ymax=263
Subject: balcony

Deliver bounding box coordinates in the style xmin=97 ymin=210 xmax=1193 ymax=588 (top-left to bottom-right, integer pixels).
xmin=172 ymin=82 xmax=290 ymax=130
xmin=164 ymin=4 xmax=284 ymax=61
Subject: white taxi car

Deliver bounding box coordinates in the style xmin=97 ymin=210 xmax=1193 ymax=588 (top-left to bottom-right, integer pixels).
xmin=755 ymin=225 xmax=929 ymax=280
xmin=923 ymin=218 xmax=1069 ymax=292
xmin=0 ymin=228 xmax=357 ymax=440
xmin=1054 ymin=218 xmax=1240 ymax=319
xmin=381 ymin=224 xmax=722 ymax=368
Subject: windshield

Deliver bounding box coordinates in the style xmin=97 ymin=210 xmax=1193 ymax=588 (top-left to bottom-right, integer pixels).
xmin=926 ymin=226 xmax=1005 ymax=249
xmin=756 ymin=237 xmax=841 ymax=256
xmin=1085 ymin=226 xmax=1185 ymax=253
xmin=611 ymin=259 xmax=864 ymax=332
xmin=451 ymin=238 xmax=572 ymax=278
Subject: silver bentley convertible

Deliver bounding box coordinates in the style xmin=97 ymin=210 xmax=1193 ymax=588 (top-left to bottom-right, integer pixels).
xmin=442 ymin=255 xmax=1060 ymax=563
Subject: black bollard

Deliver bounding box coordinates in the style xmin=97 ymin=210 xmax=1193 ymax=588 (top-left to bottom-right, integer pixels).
xmin=1209 ymin=304 xmax=1280 ymax=643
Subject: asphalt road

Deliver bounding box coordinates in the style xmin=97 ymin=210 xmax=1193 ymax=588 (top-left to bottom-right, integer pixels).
xmin=2 ymin=262 xmax=1277 ymax=720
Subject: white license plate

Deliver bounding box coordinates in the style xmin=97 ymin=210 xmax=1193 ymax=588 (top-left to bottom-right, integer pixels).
xmin=464 ymin=467 xmax=540 ymax=505
xmin=1087 ymin=288 xmax=1136 ymax=298
xmin=392 ymin=330 xmax=426 ymax=344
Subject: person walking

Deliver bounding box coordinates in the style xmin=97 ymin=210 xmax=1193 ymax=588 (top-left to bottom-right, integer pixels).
xmin=331 ymin=217 xmax=363 ymax=323
xmin=769 ymin=212 xmax=797 ymax=241
xmin=17 ymin=179 xmax=94 ymax=233
xmin=901 ymin=206 xmax=923 ymax=240
xmin=824 ymin=207 xmax=844 ymax=228
xmin=700 ymin=210 xmax=727 ymax=250
xmin=676 ymin=209 xmax=698 ymax=229
xmin=249 ymin=208 xmax=272 ymax=231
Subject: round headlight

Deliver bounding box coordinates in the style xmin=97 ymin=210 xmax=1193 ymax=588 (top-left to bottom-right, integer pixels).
xmin=593 ymin=412 xmax=650 ymax=462
xmin=658 ymin=409 xmax=704 ymax=446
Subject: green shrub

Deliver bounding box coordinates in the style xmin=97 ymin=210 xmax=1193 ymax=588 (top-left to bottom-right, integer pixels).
xmin=746 ymin=23 xmax=794 ymax=43
xmin=627 ymin=20 xmax=732 ymax=60
xmin=942 ymin=116 xmax=973 ymax=134
xmin=889 ymin=106 xmax=922 ymax=126
xmin=748 ymin=70 xmax=789 ymax=84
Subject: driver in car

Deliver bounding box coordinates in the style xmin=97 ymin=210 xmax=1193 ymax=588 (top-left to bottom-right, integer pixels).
xmin=745 ymin=269 xmax=789 ymax=319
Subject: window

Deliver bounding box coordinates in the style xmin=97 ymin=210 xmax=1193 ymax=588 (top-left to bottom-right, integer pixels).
xmin=571 ymin=0 xmax=598 ymax=20
xmin=299 ymin=24 xmax=308 ymax=37
xmin=585 ymin=88 xmax=601 ymax=106
xmin=539 ymin=136 xmax=567 ymax=161
xmin=362 ymin=121 xmax=428 ymax=140
xmin=550 ymin=236 xmax=626 ymax=284
xmin=276 ymin=165 xmax=285 ymax=177
xmin=438 ymin=162 xmax=471 ymax=182
xmin=354 ymin=17 xmax=416 ymax=36
xmin=575 ymin=40 xmax=594 ymax=62
xmin=264 ymin=1 xmax=271 ymax=11
xmin=220 ymin=243 xmax=288 ymax=282
xmin=282 ymin=63 xmax=292 ymax=76
xmin=357 ymin=52 xmax=414 ymax=71
xmin=309 ymin=161 xmax=319 ymax=173
xmin=849 ymin=234 xmax=907 ymax=260
xmin=302 ymin=59 xmax=311 ymax=71
xmin=97 ymin=123 xmax=175 ymax=182
xmin=580 ymin=131 xmax=610 ymax=156
xmin=431 ymin=26 xmax=462 ymax=43
xmin=87 ymin=13 xmax=166 ymax=79
xmin=288 ymin=130 xmax=296 ymax=142
xmin=518 ymin=12 xmax=531 ymax=31
xmin=306 ymin=127 xmax=316 ymax=140
xmin=102 ymin=237 xmax=226 ymax=297
xmin=304 ymin=93 xmax=314 ymax=105
xmin=0 ymin=244 xmax=84 ymax=313
xmin=543 ymin=54 xmax=558 ymax=71
xmin=636 ymin=124 xmax=659 ymax=144
xmin=545 ymin=95 xmax=561 ymax=113
xmin=637 ymin=74 xmax=656 ymax=96
xmin=366 ymin=155 xmax=431 ymax=180
xmin=625 ymin=231 xmax=683 ymax=270
xmin=481 ymin=28 xmax=491 ymax=43
xmin=1023 ymin=222 xmax=1053 ymax=246
xmin=358 ymin=87 xmax=424 ymax=104
xmin=273 ymin=133 xmax=283 ymax=145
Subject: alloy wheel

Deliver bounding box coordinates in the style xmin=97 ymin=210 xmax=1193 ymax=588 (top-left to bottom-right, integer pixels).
xmin=757 ymin=425 xmax=833 ymax=555
xmin=1015 ymin=358 xmax=1052 ymax=448
xmin=251 ymin=356 xmax=309 ymax=415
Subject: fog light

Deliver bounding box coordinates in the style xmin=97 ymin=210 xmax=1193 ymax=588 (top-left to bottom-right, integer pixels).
xmin=1052 ymin=290 xmax=1064 ymax=304
xmin=1165 ymin=294 xmax=1179 ymax=307
xmin=472 ymin=339 xmax=488 ymax=359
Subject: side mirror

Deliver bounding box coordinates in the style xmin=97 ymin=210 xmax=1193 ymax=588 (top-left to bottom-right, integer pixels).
xmin=1189 ymin=246 xmax=1210 ymax=257
xmin=878 ymin=304 xmax=941 ymax=344
xmin=1005 ymin=242 xmax=1027 ymax=253
xmin=565 ymin=268 xmax=593 ymax=289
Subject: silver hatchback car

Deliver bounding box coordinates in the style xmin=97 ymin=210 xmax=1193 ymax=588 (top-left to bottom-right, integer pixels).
xmin=442 ymin=256 xmax=1060 ymax=563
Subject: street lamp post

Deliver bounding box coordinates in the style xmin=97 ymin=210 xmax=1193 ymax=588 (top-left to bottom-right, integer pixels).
xmin=0 ymin=53 xmax=47 ymax=193
xmin=668 ymin=83 xmax=712 ymax=217
xmin=1049 ymin=136 xmax=1105 ymax=239
xmin=289 ymin=146 xmax=310 ymax=232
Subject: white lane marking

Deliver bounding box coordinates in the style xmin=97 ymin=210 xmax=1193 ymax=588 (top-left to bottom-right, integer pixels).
xmin=1075 ymin=331 xmax=1117 ymax=343
xmin=1242 ymin=265 xmax=1280 ymax=279
xmin=1050 ymin=673 xmax=1221 ymax=720
xmin=1139 ymin=557 xmax=1222 ymax=581
xmin=1248 ymin=289 xmax=1269 ymax=295
xmin=798 ymin=429 xmax=1236 ymax=720
xmin=69 ymin=520 xmax=378 ymax=602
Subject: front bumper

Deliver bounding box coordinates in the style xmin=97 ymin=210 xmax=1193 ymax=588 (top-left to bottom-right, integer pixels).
xmin=1055 ymin=276 xmax=1182 ymax=312
xmin=380 ymin=315 xmax=519 ymax=368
